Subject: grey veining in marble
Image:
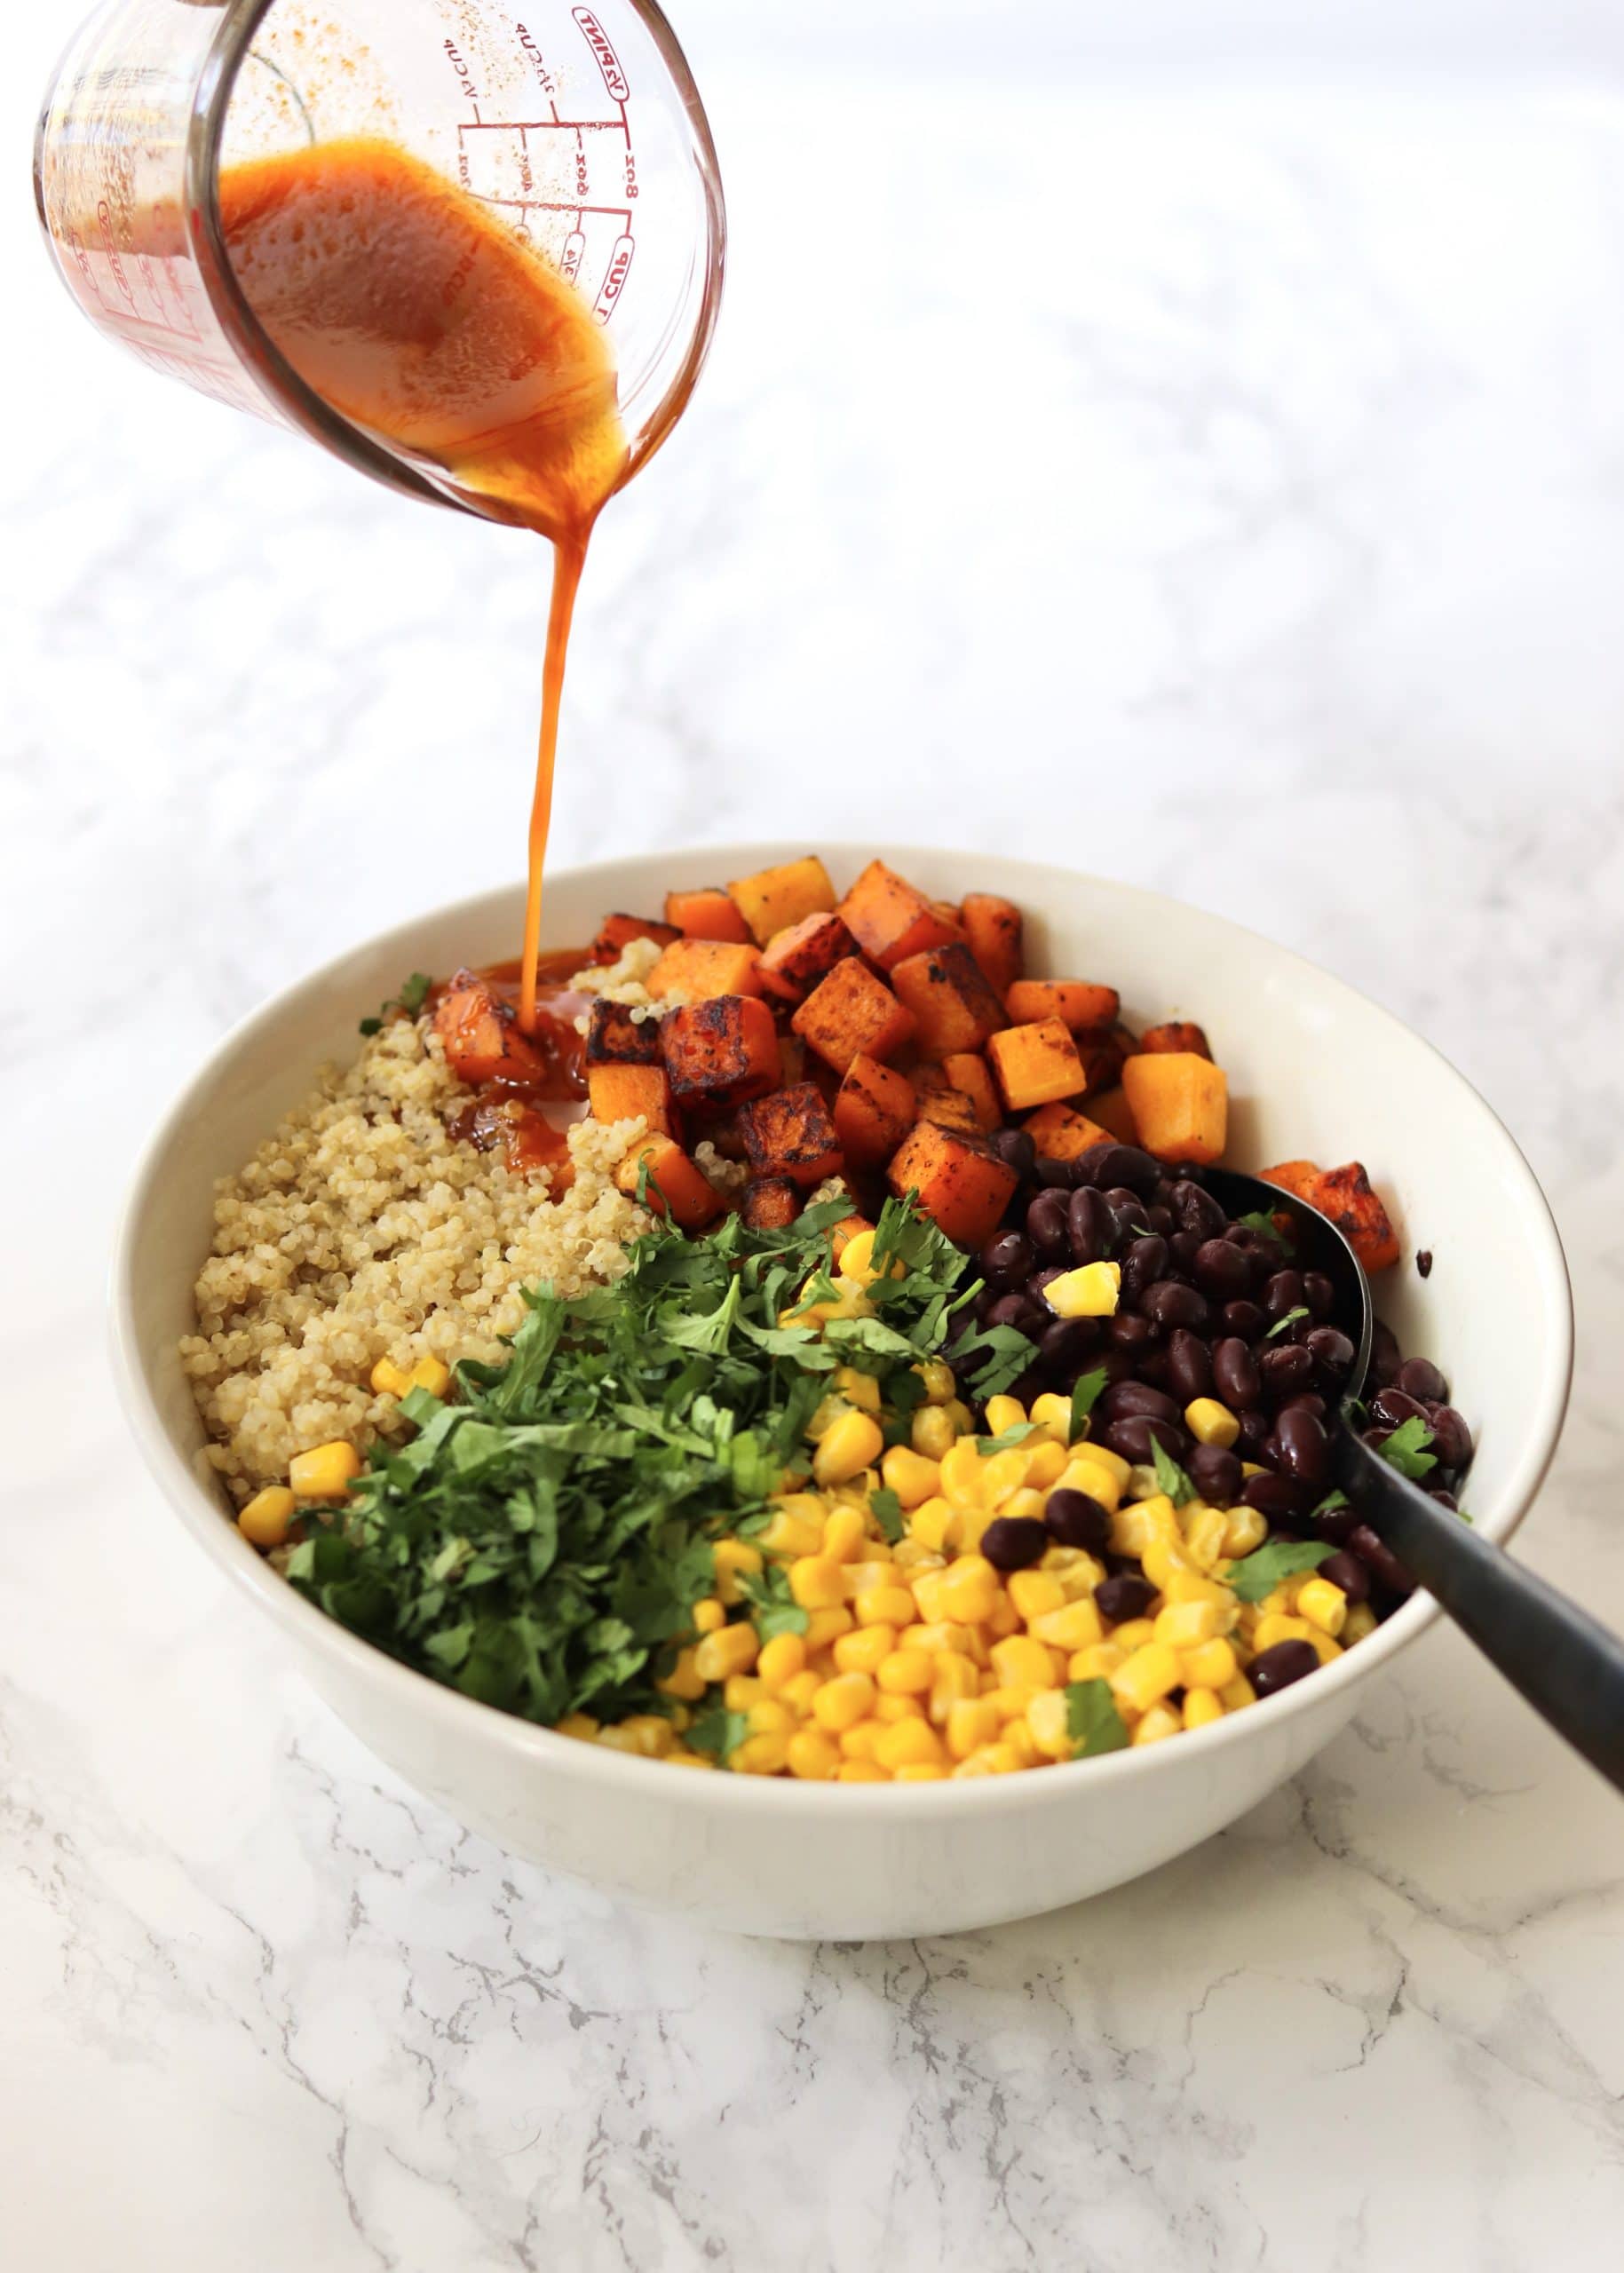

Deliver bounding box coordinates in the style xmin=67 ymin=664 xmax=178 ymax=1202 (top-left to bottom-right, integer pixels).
xmin=4 ymin=23 xmax=1624 ymax=2269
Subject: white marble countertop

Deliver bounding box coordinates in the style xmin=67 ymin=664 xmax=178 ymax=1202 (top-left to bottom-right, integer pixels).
xmin=5 ymin=17 xmax=1624 ymax=2268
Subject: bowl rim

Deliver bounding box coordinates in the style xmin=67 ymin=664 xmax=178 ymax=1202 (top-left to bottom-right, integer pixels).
xmin=111 ymin=841 xmax=1575 ymax=1819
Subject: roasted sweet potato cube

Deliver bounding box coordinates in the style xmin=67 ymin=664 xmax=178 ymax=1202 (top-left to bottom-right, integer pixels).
xmin=887 ymin=1121 xmax=1019 ymax=1249
xmin=1004 ymin=979 xmax=1121 ymax=1034
xmin=891 ymin=942 xmax=1008 ymax=1061
xmin=741 ymin=1176 xmax=803 ymax=1232
xmin=615 ymin=1136 xmax=723 ymax=1230
xmin=1024 ymin=1101 xmax=1114 ymax=1161
xmin=759 ymin=911 xmax=859 ymax=1003
xmin=661 ymin=994 xmax=780 ymax=1106
xmin=1262 ymin=1159 xmax=1400 ymax=1273
xmin=986 ymin=1016 xmax=1087 ymax=1111
xmin=929 ymin=899 xmax=968 ymax=939
xmin=1089 ymin=1087 xmax=1138 ymax=1144
xmin=836 ymin=859 xmax=962 ymax=971
xmin=960 ymin=892 xmax=1024 ymax=999
xmin=593 ymin=912 xmax=680 ymax=963
xmin=792 ymin=957 xmax=916 ymax=1074
xmin=942 ymin=1051 xmax=1000 ymax=1133
xmin=737 ymin=1081 xmax=844 ymax=1186
xmin=587 ymin=1061 xmax=674 ymax=1137
xmin=647 ymin=938 xmax=764 ymax=1002
xmin=1079 ymin=1027 xmax=1130 ymax=1097
xmin=1139 ymin=1019 xmax=1212 ymax=1060
xmin=1121 ymin=1051 xmax=1228 ymax=1166
xmin=833 ymin=1054 xmax=916 ymax=1169
xmin=663 ymin=885 xmax=752 ymax=943
xmin=434 ymin=972 xmax=547 ymax=1089
xmin=725 ymin=855 xmax=836 ymax=946
xmin=583 ymin=998 xmax=663 ymax=1066
xmin=778 ymin=1034 xmax=806 ymax=1087
xmin=914 ymin=1074 xmax=982 ymax=1136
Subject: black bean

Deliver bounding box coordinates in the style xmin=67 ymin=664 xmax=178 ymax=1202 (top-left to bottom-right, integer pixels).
xmin=1305 ymin=1326 xmax=1357 ymax=1384
xmin=1045 ymin=1487 xmax=1111 ymax=1553
xmin=1026 ymin=1190 xmax=1073 ymax=1261
xmin=991 ymin=1128 xmax=1036 ymax=1181
xmin=1236 ymin=1408 xmax=1271 ymax=1456
xmin=1370 ymin=1385 xmax=1429 ymax=1430
xmin=981 ymin=1230 xmax=1034 ymax=1288
xmin=1145 ymin=1205 xmax=1174 ymax=1238
xmin=1067 ymin=1185 xmax=1114 ymax=1264
xmin=1193 ymin=1238 xmax=1251 ymax=1303
xmin=1120 ymin=1234 xmax=1170 ymax=1303
xmin=1108 ymin=1312 xmax=1159 ymax=1357
xmin=1241 ymin=1470 xmax=1315 ymax=1520
xmin=1137 ymin=1348 xmax=1174 ymax=1389
xmin=1027 ymin=1266 xmax=1069 ymax=1305
xmin=1165 ymin=1328 xmax=1213 ymax=1406
xmin=1250 ymin=1639 xmax=1319 ymax=1698
xmin=1097 ymin=1350 xmax=1137 ymax=1387
xmin=1035 ymin=1155 xmax=1075 ymax=1190
xmin=1276 ymin=1405 xmax=1332 ymax=1489
xmin=1036 ymin=1318 xmax=1089 ymax=1375
xmin=1367 ymin=1320 xmax=1402 ymax=1390
xmin=1398 ymin=1357 xmax=1448 ymax=1405
xmin=1303 ymin=1271 xmax=1336 ymax=1322
xmin=985 ymin=1291 xmax=1042 ymax=1338
xmin=1429 ymin=1487 xmax=1459 ymax=1511
xmin=1105 ymin=1191 xmax=1153 ymax=1243
xmin=1260 ymin=1342 xmax=1315 ymax=1398
xmin=1096 ymin=1572 xmax=1155 ymax=1624
xmin=1168 ymin=1178 xmax=1229 ymax=1240
xmin=980 ymin=1516 xmax=1050 ymax=1571
xmin=1224 ymin=1300 xmax=1267 ymax=1342
xmin=1099 ymin=1381 xmax=1183 ymax=1428
xmin=1278 ymin=1391 xmax=1327 ymax=1420
xmin=1304 ymin=1496 xmax=1358 ymax=1548
xmin=1082 ymin=1144 xmax=1161 ymax=1197
xmin=1187 ymin=1443 xmax=1242 ymax=1504
xmin=1140 ymin=1280 xmax=1211 ymax=1333
xmin=1347 ymin=1523 xmax=1414 ymax=1598
xmin=1424 ymin=1404 xmax=1473 ymax=1471
xmin=1103 ymin=1414 xmax=1188 ymax=1466
xmin=1263 ymin=1269 xmax=1306 ymax=1319
xmin=1168 ymin=1230 xmax=1204 ymax=1273
xmin=1213 ymin=1337 xmax=1262 ymax=1409
xmin=1319 ymin=1548 xmax=1369 ymax=1603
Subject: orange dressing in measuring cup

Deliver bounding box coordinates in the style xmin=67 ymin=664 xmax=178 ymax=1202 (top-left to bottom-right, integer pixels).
xmin=218 ymin=137 xmax=630 ymax=1030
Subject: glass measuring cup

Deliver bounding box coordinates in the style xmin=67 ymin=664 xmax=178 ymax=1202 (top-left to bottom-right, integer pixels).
xmin=33 ymin=0 xmax=725 ymax=519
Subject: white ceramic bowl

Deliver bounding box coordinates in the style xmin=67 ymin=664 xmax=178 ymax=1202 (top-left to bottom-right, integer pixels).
xmin=113 ymin=845 xmax=1573 ymax=1939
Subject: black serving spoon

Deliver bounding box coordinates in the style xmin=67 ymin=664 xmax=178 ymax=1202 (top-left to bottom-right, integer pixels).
xmin=1204 ymin=1168 xmax=1624 ymax=1794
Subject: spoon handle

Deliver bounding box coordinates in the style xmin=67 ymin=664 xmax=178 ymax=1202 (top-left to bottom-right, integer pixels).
xmin=1338 ymin=1438 xmax=1624 ymax=1793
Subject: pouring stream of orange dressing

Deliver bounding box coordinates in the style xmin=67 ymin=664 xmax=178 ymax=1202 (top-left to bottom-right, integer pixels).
xmin=218 ymin=138 xmax=630 ymax=1031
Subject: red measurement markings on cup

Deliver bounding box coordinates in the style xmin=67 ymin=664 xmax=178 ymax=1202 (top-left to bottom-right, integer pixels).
xmin=571 ymin=9 xmax=630 ymax=100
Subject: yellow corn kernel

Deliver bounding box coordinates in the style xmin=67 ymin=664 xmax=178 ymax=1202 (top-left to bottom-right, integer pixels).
xmin=875 ymin=1717 xmax=947 ymax=1771
xmin=812 ymin=1410 xmax=885 ymax=1488
xmin=785 ymin=1728 xmax=841 ymax=1780
xmin=804 ymin=1605 xmax=853 ymax=1649
xmin=939 ymin=1396 xmax=974 ymax=1435
xmin=909 ymin=1567 xmax=951 ymax=1624
xmin=1183 ymin=1687 xmax=1225 ymax=1731
xmin=893 ymin=1762 xmax=947 ymax=1782
xmin=747 ymin=1699 xmax=793 ymax=1737
xmin=757 ymin=1632 xmax=808 ymax=1691
xmin=990 ymin=1635 xmax=1058 ymax=1691
xmin=836 ymin=1759 xmax=889 ymax=1782
xmin=664 ymin=1750 xmax=715 ymax=1769
xmin=368 ymin=1356 xmax=413 ymax=1398
xmin=829 ymin=1365 xmax=880 ymax=1417
xmin=1028 ymin=1391 xmax=1073 ymax=1442
xmin=996 ymin=1491 xmax=1045 ymax=1531
xmin=938 ymin=1555 xmax=1001 ymax=1625
xmin=953 ymin=1742 xmax=1023 ymax=1778
xmin=594 ymin=1725 xmax=650 ymax=1754
xmin=1307 ymin=1630 xmax=1343 ymax=1666
xmin=1343 ymin=1602 xmax=1378 ymax=1645
xmin=712 ymin=1538 xmax=764 ymax=1603
xmin=834 ymin=1624 xmax=894 ymax=1674
xmin=1297 ymin=1577 xmax=1348 ymax=1637
xmin=1042 ymin=1261 xmax=1121 ymax=1319
xmin=1181 ymin=1503 xmax=1231 ymax=1572
xmin=914 ymin=1358 xmax=955 ymax=1405
xmin=984 ymin=1393 xmax=1028 ymax=1437
xmin=1026 ymin=1439 xmax=1070 ymax=1490
xmin=1132 ymin=1701 xmax=1184 ymax=1747
xmin=881 ymin=1445 xmax=942 ymax=1509
xmin=1031 ymin=1599 xmax=1105 ymax=1652
xmin=289 ymin=1440 xmax=361 ymax=1500
xmin=1046 ymin=1548 xmax=1107 ymax=1603
xmin=812 ymin=1671 xmax=876 ymax=1731
xmin=897 ymin=1620 xmax=970 ymax=1658
xmin=1154 ymin=1600 xmax=1233 ymax=1650
xmin=875 ymin=1648 xmax=933 ymax=1697
xmin=1184 ymin=1398 xmax=1240 ymax=1448
xmin=910 ymin=1405 xmax=957 ymax=1461
xmin=875 ymin=1692 xmax=926 ymax=1723
xmin=1109 ymin=1502 xmax=1153 ymax=1558
xmin=407 ymin=1356 xmax=452 ymax=1399
xmin=1123 ymin=1463 xmax=1162 ymax=1505
xmin=237 ymin=1485 xmax=297 ymax=1549
xmin=687 ymin=1596 xmax=725 ymax=1636
xmin=1110 ymin=1641 xmax=1183 ymax=1715
xmin=1067 ymin=1642 xmax=1126 ymax=1682
xmin=839 ymin=1718 xmax=883 ymax=1760
xmin=1142 ymin=1537 xmax=1198 ymax=1593
xmin=1219 ymin=1673 xmax=1257 ymax=1711
xmin=1220 ymin=1506 xmax=1269 ymax=1558
xmin=733 ymin=1732 xmax=789 ymax=1775
xmin=1255 ymin=1612 xmax=1313 ymax=1653
xmin=804 ymin=1393 xmax=851 ymax=1443
xmin=1026 ymin=1689 xmax=1074 ymax=1761
xmin=694 ymin=1623 xmax=762 ymax=1683
xmin=1107 ymin=1617 xmax=1157 ymax=1652
xmin=929 ymin=1654 xmax=981 ymax=1722
xmin=1180 ymin=1636 xmax=1239 ymax=1691
xmin=906 ymin=1496 xmax=957 ymax=1555
xmin=785 ymin=1669 xmax=826 ymax=1715
xmin=1161 ymin=1568 xmax=1233 ymax=1608
xmin=986 ymin=1593 xmax=1020 ymax=1641
xmin=557 ymin=1712 xmax=601 ymax=1741
xmin=946 ymin=1697 xmax=1002 ymax=1758
xmin=788 ymin=1556 xmax=847 ymax=1612
xmin=724 ymin=1675 xmax=764 ymax=1712
xmin=980 ymin=1447 xmax=1034 ymax=1506
xmin=939 ymin=1437 xmax=986 ymax=1507
xmin=1009 ymin=1569 xmax=1067 ymax=1623
xmin=981 ymin=1683 xmax=1039 ymax=1723
xmin=851 ymin=1584 xmax=911 ymax=1629
xmin=657 ymin=1647 xmax=707 ymax=1702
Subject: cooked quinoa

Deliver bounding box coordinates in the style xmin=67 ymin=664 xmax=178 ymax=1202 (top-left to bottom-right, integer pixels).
xmin=180 ymin=1009 xmax=654 ymax=1504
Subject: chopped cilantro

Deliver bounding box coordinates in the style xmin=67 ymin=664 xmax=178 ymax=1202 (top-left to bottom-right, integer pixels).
xmin=740 ymin=1565 xmax=810 ymax=1642
xmin=1311 ymin=1490 xmax=1350 ymax=1517
xmin=978 ymin=1422 xmax=1039 ymax=1455
xmin=1237 ymin=1209 xmax=1293 ymax=1251
xmin=689 ymin=1703 xmax=749 ymax=1762
xmin=1264 ymin=1306 xmax=1310 ymax=1340
xmin=1065 ymin=1678 xmax=1130 ymax=1758
xmin=1226 ymin=1539 xmax=1335 ymax=1602
xmin=1380 ymin=1414 xmax=1438 ymax=1478
xmin=1068 ymin=1366 xmax=1109 ymax=1443
xmin=359 ymin=970 xmax=432 ymax=1036
xmin=1150 ymin=1437 xmax=1196 ymax=1508
xmin=957 ymin=1323 xmax=1035 ymax=1403
xmin=869 ymin=1486 xmax=906 ymax=1546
